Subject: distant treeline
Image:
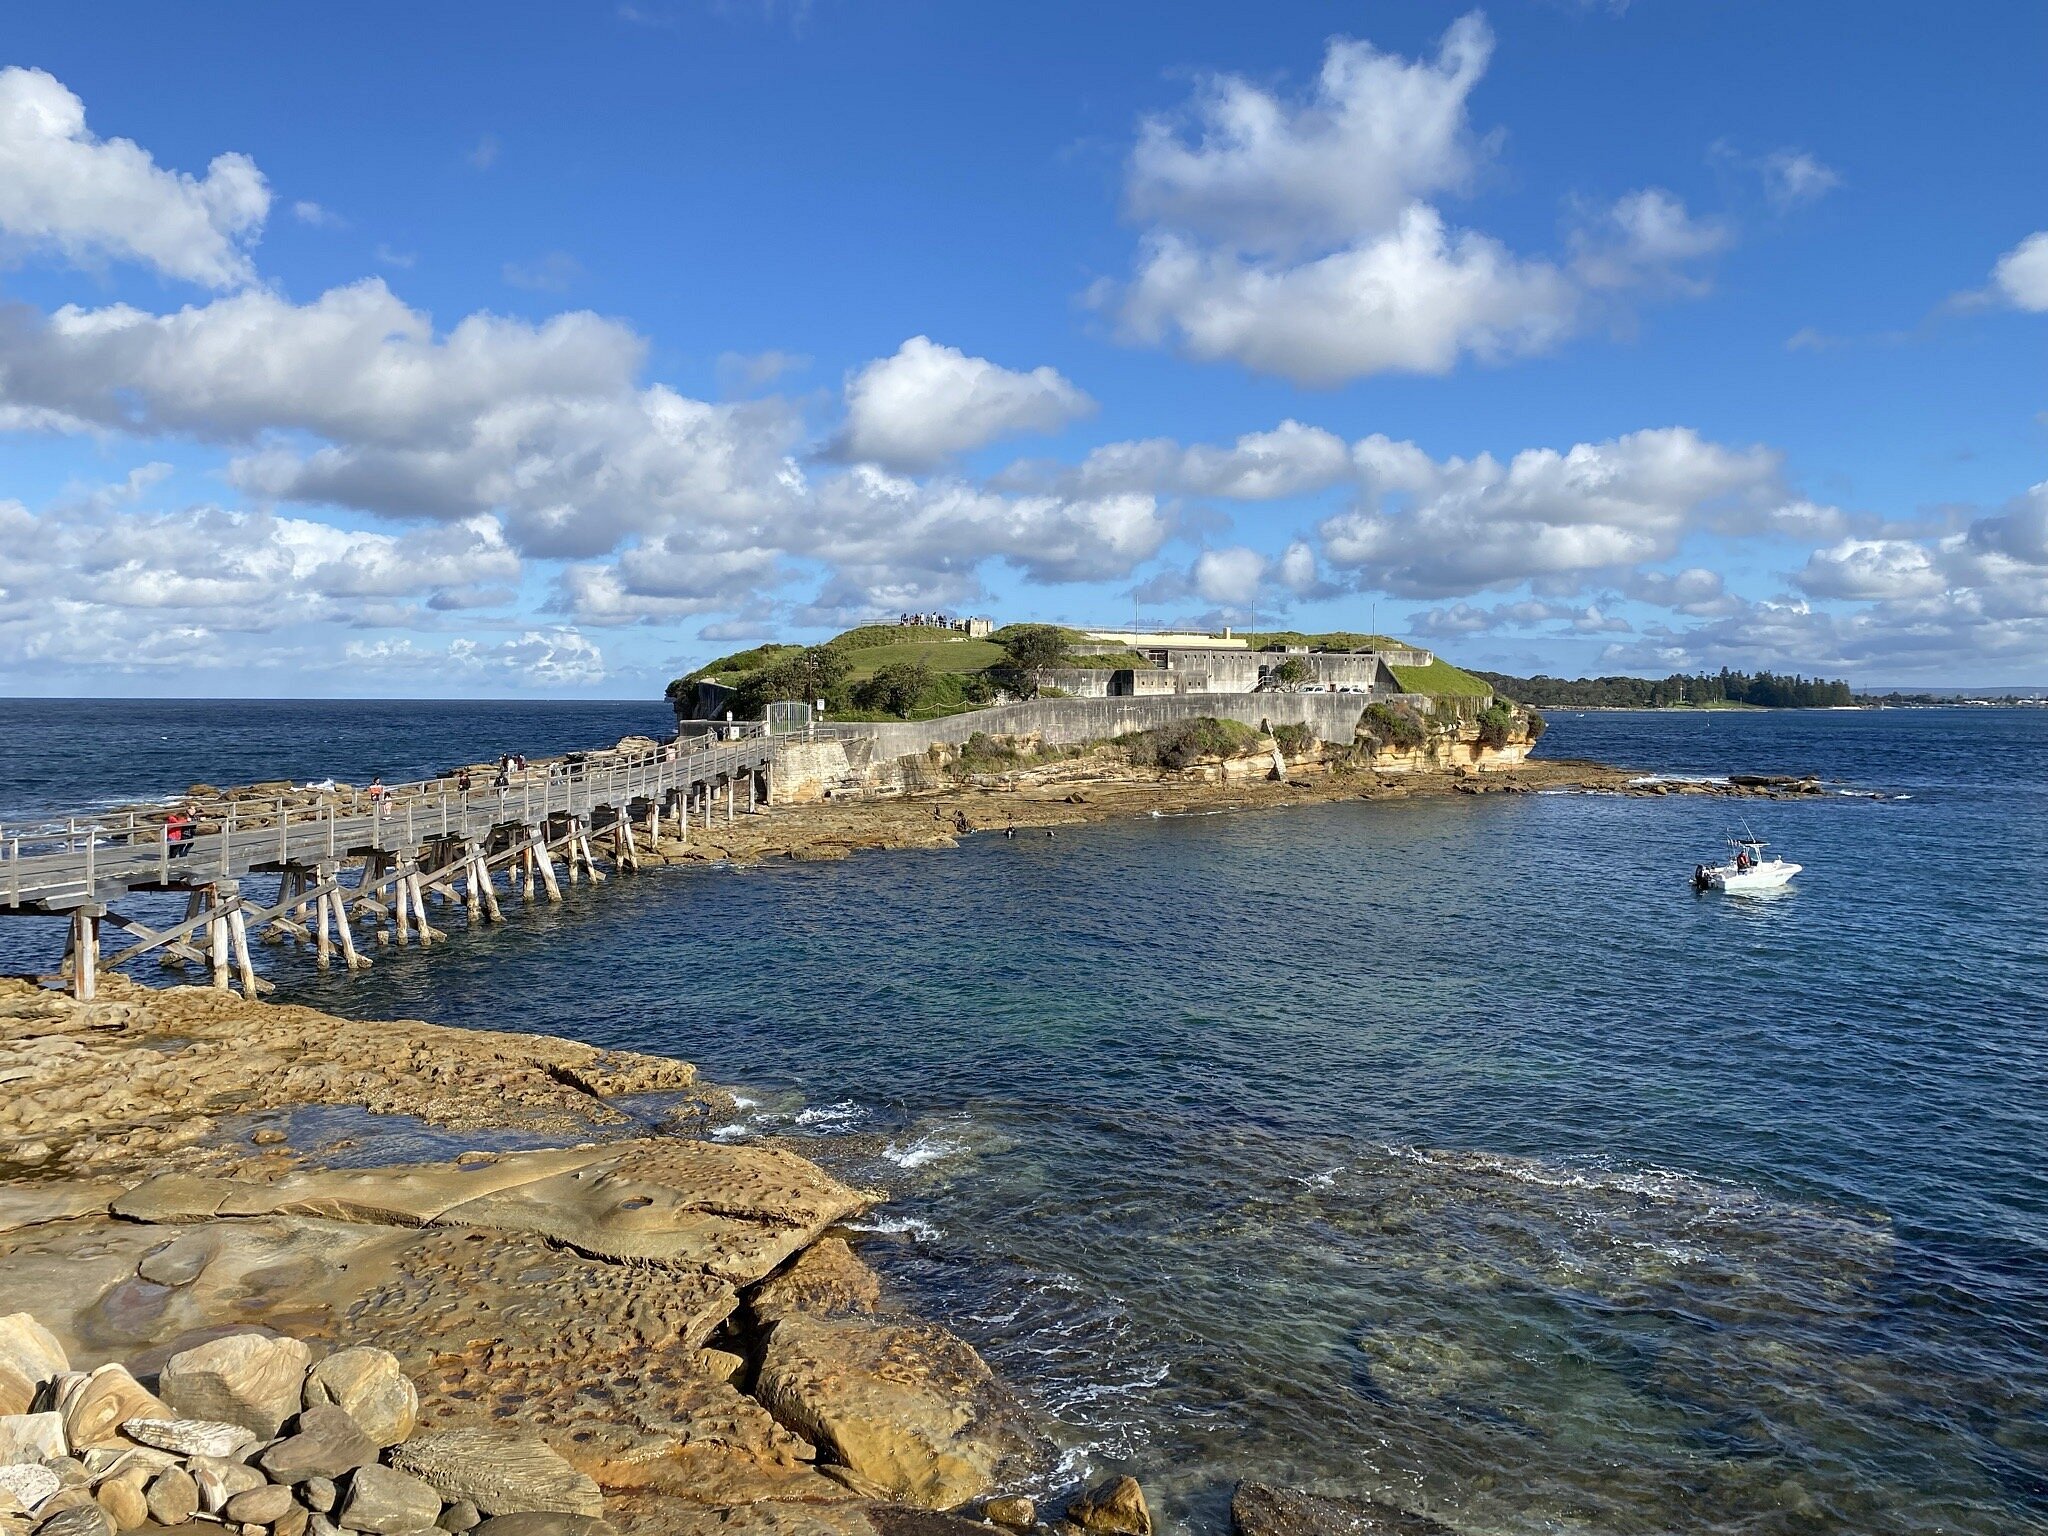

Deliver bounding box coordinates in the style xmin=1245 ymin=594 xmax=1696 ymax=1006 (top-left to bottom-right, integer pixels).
xmin=1475 ymin=668 xmax=1856 ymax=709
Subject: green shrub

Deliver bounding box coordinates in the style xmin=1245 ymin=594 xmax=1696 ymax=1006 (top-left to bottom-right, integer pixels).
xmin=850 ymin=658 xmax=936 ymax=717
xmin=1359 ymin=701 xmax=1427 ymax=753
xmin=729 ymin=644 xmax=852 ymax=721
xmin=997 ymin=623 xmax=1072 ymax=671
xmin=1525 ymin=708 xmax=1547 ymax=742
xmin=1476 ymin=700 xmax=1517 ymax=749
xmin=1271 ymin=655 xmax=1314 ymax=686
xmin=1118 ymin=717 xmax=1261 ymax=770
xmin=1271 ymin=721 xmax=1318 ymax=755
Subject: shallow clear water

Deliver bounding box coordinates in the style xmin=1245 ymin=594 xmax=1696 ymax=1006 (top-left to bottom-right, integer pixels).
xmin=2 ymin=702 xmax=2043 ymax=1534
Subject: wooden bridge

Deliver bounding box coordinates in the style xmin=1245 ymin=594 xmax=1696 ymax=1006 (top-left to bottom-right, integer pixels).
xmin=1 ymin=734 xmax=778 ymax=1000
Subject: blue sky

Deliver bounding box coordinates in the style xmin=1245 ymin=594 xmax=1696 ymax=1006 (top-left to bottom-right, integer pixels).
xmin=0 ymin=1 xmax=2042 ymax=695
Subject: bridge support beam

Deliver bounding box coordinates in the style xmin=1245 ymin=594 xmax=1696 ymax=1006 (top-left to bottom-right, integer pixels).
xmin=63 ymin=906 xmax=102 ymax=1001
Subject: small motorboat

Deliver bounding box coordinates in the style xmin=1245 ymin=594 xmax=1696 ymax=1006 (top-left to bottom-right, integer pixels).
xmin=1693 ymin=836 xmax=1801 ymax=894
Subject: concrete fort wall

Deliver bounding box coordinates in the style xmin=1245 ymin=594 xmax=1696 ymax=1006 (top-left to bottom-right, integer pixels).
xmin=840 ymin=693 xmax=1372 ymax=758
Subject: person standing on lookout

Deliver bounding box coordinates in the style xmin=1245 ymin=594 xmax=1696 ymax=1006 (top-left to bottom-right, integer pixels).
xmin=166 ymin=806 xmax=194 ymax=859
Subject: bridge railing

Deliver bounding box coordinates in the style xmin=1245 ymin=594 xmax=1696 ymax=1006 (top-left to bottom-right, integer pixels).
xmin=0 ymin=729 xmax=775 ymax=911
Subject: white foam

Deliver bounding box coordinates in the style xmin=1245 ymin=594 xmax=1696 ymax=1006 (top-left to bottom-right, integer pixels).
xmin=845 ymin=1213 xmax=942 ymax=1243
xmin=793 ymin=1100 xmax=865 ymax=1130
xmin=706 ymin=1123 xmax=751 ymax=1142
xmin=883 ymin=1133 xmax=968 ymax=1169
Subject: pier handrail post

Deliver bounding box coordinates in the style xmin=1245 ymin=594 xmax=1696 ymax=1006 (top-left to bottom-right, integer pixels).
xmin=279 ymin=806 xmax=288 ymax=865
xmin=8 ymin=835 xmax=17 ymax=907
xmin=84 ymin=821 xmax=96 ymax=902
xmin=222 ymin=804 xmax=234 ymax=880
xmin=327 ymin=803 xmax=336 ymax=861
xmin=159 ymin=822 xmax=169 ymax=884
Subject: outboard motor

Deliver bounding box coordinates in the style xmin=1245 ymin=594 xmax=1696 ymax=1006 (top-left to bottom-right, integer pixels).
xmin=1693 ymin=863 xmax=1710 ymax=891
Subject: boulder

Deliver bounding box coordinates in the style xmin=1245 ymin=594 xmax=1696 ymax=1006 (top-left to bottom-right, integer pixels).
xmin=276 ymin=1504 xmax=311 ymax=1536
xmin=0 ymin=1412 xmax=65 ymax=1464
xmin=33 ymin=1506 xmax=113 ymax=1536
xmin=0 ymin=1316 xmax=68 ymax=1417
xmin=158 ymin=1333 xmax=311 ymax=1438
xmin=257 ymin=1404 xmax=378 ymax=1483
xmin=300 ymin=1477 xmax=337 ymax=1514
xmin=982 ymin=1497 xmax=1036 ymax=1531
xmin=386 ymin=1429 xmax=601 ymax=1519
xmin=222 ymin=1483 xmax=297 ymax=1525
xmin=1228 ymin=1483 xmax=1460 ymax=1536
xmin=91 ymin=1475 xmax=147 ymax=1533
xmin=338 ymin=1465 xmax=443 ymax=1535
xmin=0 ymin=1464 xmax=59 ymax=1517
xmin=753 ymin=1316 xmax=1024 ymax=1510
xmin=142 ymin=1466 xmax=198 ymax=1527
xmin=118 ymin=1420 xmax=257 ymax=1460
xmin=51 ymin=1366 xmax=169 ymax=1451
xmin=747 ymin=1238 xmax=881 ymax=1325
xmin=436 ymin=1500 xmax=480 ymax=1532
xmin=1067 ymin=1477 xmax=1151 ymax=1536
xmin=301 ymin=1349 xmax=416 ymax=1448
xmin=188 ymin=1457 xmax=265 ymax=1514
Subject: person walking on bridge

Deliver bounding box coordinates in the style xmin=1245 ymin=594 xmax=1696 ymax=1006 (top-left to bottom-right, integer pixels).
xmin=166 ymin=806 xmax=194 ymax=859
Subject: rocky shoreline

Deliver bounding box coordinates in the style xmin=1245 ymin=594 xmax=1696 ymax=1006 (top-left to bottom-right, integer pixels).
xmin=0 ymin=977 xmax=1145 ymax=1536
xmin=0 ymin=744 xmax=1846 ymax=1536
xmin=621 ymin=747 xmax=1837 ymax=872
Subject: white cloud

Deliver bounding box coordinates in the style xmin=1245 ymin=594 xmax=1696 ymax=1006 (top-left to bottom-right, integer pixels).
xmin=1006 ymin=419 xmax=1352 ymax=501
xmin=1797 ymin=538 xmax=1945 ymax=601
xmin=291 ymin=200 xmax=344 ymax=229
xmin=347 ymin=629 xmax=607 ymax=689
xmin=0 ymin=279 xmax=643 ymax=445
xmin=1760 ymin=150 xmax=1841 ymax=210
xmin=1319 ymin=427 xmax=1795 ymax=596
xmin=1101 ymin=17 xmax=1723 ymax=385
xmin=810 ymin=465 xmax=1168 ymax=590
xmin=1192 ymin=545 xmax=1267 ymax=604
xmin=1125 ymin=12 xmax=1493 ymax=254
xmin=1570 ymin=189 xmax=1730 ymax=293
xmin=0 ymin=66 xmax=269 ymax=287
xmin=1410 ymin=598 xmax=1629 ymax=636
xmin=833 ymin=336 xmax=1094 ymax=469
xmin=467 ymin=134 xmax=500 ymax=171
xmin=1991 ymin=232 xmax=2048 ymax=312
xmin=0 ymin=485 xmax=522 ymax=673
xmin=1621 ymin=566 xmax=1741 ymax=617
xmin=1118 ymin=209 xmax=1577 ymax=386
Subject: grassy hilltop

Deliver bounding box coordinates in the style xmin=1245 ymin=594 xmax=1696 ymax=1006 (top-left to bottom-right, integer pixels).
xmin=668 ymin=623 xmax=1493 ymax=723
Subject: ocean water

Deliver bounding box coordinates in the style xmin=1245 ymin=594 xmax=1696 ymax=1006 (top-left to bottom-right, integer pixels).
xmin=1 ymin=702 xmax=2043 ymax=1534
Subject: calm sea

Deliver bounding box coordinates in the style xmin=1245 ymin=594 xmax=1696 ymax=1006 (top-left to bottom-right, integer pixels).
xmin=1 ymin=700 xmax=2043 ymax=1535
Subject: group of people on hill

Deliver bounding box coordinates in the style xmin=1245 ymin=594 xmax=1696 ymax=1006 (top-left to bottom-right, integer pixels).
xmin=897 ymin=611 xmax=957 ymax=629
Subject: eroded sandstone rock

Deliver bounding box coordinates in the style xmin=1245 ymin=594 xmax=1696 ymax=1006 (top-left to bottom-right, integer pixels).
xmin=1067 ymin=1476 xmax=1150 ymax=1536
xmin=302 ymin=1348 xmax=417 ymax=1449
xmin=0 ymin=1314 xmax=67 ymax=1417
xmin=158 ymin=1333 xmax=311 ymax=1438
xmin=754 ymin=1316 xmax=1025 ymax=1511
xmin=748 ymin=1238 xmax=881 ymax=1325
xmin=387 ymin=1428 xmax=603 ymax=1519
xmin=339 ymin=1464 xmax=443 ymax=1534
xmin=51 ymin=1365 xmax=169 ymax=1451
xmin=257 ymin=1403 xmax=378 ymax=1483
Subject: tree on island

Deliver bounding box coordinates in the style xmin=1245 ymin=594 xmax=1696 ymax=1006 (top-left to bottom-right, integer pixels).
xmin=1478 ymin=667 xmax=1854 ymax=709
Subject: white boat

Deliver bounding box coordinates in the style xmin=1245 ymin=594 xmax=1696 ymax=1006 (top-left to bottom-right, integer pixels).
xmin=1692 ymin=836 xmax=1801 ymax=894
